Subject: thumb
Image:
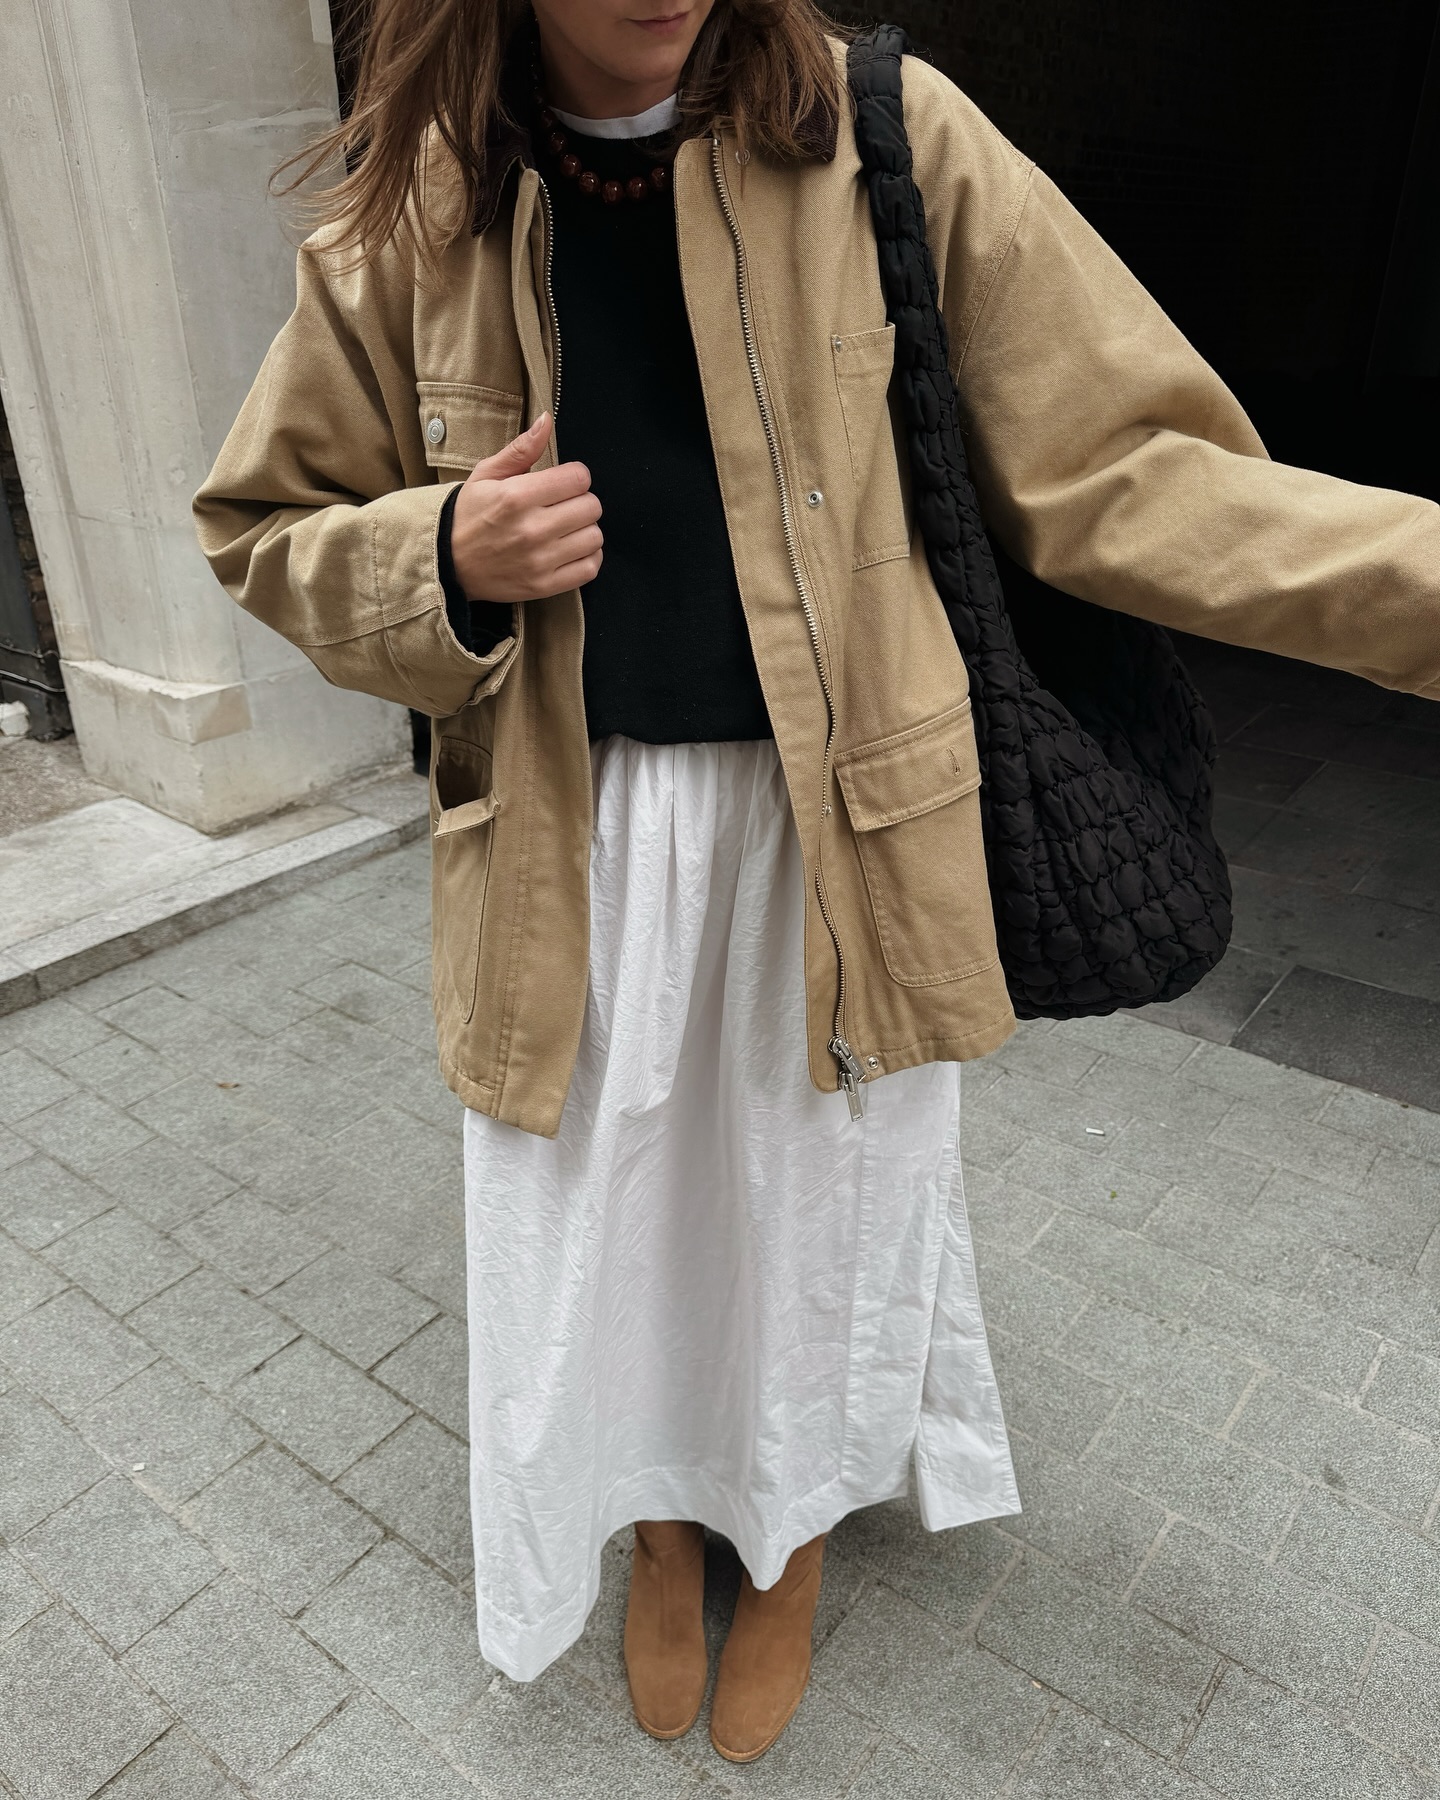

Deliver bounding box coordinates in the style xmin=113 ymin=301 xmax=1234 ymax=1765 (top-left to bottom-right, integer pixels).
xmin=466 ymin=411 xmax=553 ymax=483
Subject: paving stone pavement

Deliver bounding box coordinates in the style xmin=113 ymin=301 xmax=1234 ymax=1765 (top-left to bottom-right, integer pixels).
xmin=2 ymin=837 xmax=1439 ymax=1797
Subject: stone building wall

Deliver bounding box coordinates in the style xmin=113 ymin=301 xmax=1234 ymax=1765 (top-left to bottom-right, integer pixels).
xmin=0 ymin=0 xmax=408 ymax=827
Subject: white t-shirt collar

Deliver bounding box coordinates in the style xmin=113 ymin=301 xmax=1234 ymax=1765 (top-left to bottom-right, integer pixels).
xmin=548 ymin=93 xmax=680 ymax=140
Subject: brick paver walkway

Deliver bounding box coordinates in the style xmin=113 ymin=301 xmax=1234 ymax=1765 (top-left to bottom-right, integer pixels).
xmin=2 ymin=838 xmax=1438 ymax=1798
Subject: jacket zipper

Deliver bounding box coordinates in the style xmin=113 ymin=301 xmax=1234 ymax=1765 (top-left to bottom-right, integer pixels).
xmin=709 ymin=135 xmax=866 ymax=1119
xmin=537 ymin=177 xmax=563 ymax=422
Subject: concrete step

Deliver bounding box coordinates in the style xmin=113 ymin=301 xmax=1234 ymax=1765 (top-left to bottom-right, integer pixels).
xmin=0 ymin=771 xmax=427 ymax=1016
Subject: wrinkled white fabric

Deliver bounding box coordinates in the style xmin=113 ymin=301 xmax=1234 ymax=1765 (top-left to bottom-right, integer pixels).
xmin=464 ymin=737 xmax=1017 ymax=1681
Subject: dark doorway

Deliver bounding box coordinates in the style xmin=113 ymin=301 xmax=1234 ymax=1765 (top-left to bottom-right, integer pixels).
xmin=0 ymin=404 xmax=68 ymax=739
xmin=848 ymin=0 xmax=1440 ymax=499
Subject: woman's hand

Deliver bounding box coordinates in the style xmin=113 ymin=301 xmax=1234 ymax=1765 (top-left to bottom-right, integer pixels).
xmin=449 ymin=412 xmax=603 ymax=601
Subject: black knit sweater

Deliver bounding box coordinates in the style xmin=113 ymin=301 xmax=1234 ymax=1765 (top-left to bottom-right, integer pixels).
xmin=441 ymin=127 xmax=771 ymax=743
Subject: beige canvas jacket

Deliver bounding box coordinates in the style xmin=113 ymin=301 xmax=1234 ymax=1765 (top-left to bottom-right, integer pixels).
xmin=195 ymin=54 xmax=1440 ymax=1138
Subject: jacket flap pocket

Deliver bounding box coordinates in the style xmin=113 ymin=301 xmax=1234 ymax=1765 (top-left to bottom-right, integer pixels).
xmin=432 ymin=733 xmax=496 ymax=836
xmin=434 ymin=792 xmax=499 ymax=838
xmin=835 ymin=701 xmax=981 ymax=831
xmin=417 ymin=382 xmax=524 ymax=471
xmin=832 ymin=321 xmax=896 ymax=379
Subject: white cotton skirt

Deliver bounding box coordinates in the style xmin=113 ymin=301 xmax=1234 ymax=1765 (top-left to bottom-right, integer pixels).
xmin=463 ymin=736 xmax=1018 ymax=1682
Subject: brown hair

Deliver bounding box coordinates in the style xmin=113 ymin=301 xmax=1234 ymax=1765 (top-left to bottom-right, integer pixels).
xmin=279 ymin=1 xmax=846 ymax=272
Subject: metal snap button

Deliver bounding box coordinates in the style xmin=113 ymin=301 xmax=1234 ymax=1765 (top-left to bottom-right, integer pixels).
xmin=867 ymin=1056 xmax=880 ymax=1069
xmin=735 ymin=148 xmax=751 ymax=165
xmin=806 ymin=489 xmax=824 ymax=508
xmin=833 ymin=335 xmax=844 ymax=351
xmin=426 ymin=416 xmax=446 ymax=446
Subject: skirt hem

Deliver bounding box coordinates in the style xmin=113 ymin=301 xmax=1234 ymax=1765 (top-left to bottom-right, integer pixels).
xmin=474 ymin=1445 xmax=1022 ymax=1683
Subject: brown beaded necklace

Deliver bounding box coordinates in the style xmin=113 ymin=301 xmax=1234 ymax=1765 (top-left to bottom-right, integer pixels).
xmin=531 ymin=71 xmax=673 ymax=205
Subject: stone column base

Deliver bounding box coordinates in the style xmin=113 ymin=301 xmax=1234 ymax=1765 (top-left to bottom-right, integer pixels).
xmin=63 ymin=656 xmax=410 ymax=834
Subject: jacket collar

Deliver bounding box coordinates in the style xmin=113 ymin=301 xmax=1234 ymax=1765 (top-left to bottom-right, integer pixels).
xmin=470 ymin=22 xmax=839 ymax=237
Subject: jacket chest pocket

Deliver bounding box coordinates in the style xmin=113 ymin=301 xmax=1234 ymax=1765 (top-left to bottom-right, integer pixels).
xmin=835 ymin=701 xmax=998 ymax=988
xmin=417 ymin=382 xmax=525 ymax=476
xmin=832 ymin=325 xmax=910 ymax=570
xmin=431 ymin=733 xmax=498 ymax=1023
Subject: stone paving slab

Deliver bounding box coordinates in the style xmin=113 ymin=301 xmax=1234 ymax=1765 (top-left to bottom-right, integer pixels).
xmin=0 ymin=835 xmax=1438 ymax=1796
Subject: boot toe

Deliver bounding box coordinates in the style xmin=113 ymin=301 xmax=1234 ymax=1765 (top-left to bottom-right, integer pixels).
xmin=625 ymin=1627 xmax=708 ymax=1740
xmin=626 ymin=1635 xmax=707 ymax=1741
xmin=634 ymin=1683 xmax=706 ymax=1739
xmin=708 ymin=1663 xmax=810 ymax=1763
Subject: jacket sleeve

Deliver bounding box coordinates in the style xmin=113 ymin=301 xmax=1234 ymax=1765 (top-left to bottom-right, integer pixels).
xmin=914 ymin=67 xmax=1440 ymax=702
xmin=192 ymin=237 xmax=518 ymax=718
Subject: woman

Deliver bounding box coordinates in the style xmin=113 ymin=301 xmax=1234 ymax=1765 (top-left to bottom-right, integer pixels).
xmin=194 ymin=0 xmax=1440 ymax=1765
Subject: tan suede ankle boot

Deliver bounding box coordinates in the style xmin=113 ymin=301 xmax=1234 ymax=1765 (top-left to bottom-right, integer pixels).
xmin=623 ymin=1520 xmax=708 ymax=1740
xmin=709 ymin=1534 xmax=827 ymax=1762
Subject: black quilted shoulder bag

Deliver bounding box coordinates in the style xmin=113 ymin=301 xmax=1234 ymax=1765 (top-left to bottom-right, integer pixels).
xmin=847 ymin=25 xmax=1232 ymax=1019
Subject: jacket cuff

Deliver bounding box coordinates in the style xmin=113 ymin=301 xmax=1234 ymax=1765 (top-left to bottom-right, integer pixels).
xmin=370 ymin=481 xmax=517 ymax=717
xmin=390 ymin=595 xmax=519 ymax=717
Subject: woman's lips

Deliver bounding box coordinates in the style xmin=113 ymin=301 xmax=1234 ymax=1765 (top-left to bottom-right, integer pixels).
xmin=631 ymin=11 xmax=690 ymax=34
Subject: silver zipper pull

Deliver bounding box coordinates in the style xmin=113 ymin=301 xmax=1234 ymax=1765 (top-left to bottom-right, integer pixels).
xmin=830 ymin=1036 xmax=867 ymax=1121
